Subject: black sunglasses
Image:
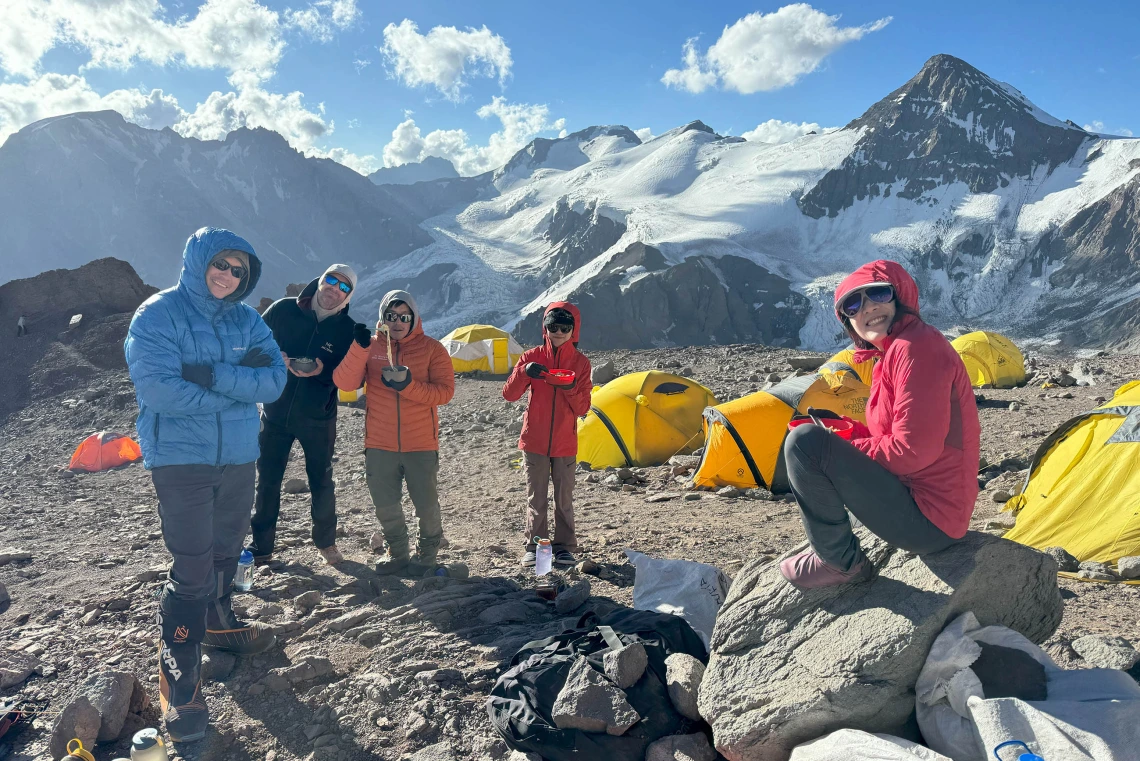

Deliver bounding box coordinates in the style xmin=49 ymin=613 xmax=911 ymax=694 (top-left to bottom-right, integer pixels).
xmin=211 ymin=259 xmax=247 ymax=280
xmin=840 ymin=285 xmax=894 ymax=317
xmin=384 ymin=312 xmax=414 ymax=323
xmin=545 ymin=324 xmax=573 ymax=334
xmin=323 ymin=274 xmax=352 ymax=294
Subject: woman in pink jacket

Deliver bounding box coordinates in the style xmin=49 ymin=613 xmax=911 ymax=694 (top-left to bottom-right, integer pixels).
xmin=780 ymin=260 xmax=981 ymax=589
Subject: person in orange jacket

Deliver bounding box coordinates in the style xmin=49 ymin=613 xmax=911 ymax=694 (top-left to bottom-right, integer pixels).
xmin=333 ymin=290 xmax=455 ymax=576
xmin=503 ymin=303 xmax=592 ymax=567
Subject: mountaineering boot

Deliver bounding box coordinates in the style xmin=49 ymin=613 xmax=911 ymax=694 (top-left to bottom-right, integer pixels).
xmin=202 ymin=572 xmax=276 ymax=655
xmin=375 ymin=548 xmax=410 ymax=576
xmin=158 ymin=596 xmax=208 ymax=742
xmin=406 ymin=552 xmax=438 ymax=578
xmin=779 ymin=548 xmax=877 ymax=590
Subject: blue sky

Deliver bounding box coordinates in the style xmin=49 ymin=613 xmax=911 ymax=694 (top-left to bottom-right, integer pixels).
xmin=1 ymin=0 xmax=1136 ymax=175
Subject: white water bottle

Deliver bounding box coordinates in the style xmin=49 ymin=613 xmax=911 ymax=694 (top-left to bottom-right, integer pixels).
xmin=129 ymin=728 xmax=168 ymax=761
xmin=233 ymin=549 xmax=254 ymax=592
xmin=535 ymin=538 xmax=553 ymax=577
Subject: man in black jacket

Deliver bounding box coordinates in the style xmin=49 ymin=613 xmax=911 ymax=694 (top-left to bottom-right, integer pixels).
xmin=248 ymin=264 xmax=358 ymax=566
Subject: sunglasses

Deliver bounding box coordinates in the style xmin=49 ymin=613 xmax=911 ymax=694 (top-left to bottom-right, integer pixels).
xmin=840 ymin=285 xmax=894 ymax=317
xmin=210 ymin=259 xmax=247 ymax=280
xmin=323 ymin=274 xmax=352 ymax=294
xmin=384 ymin=312 xmax=414 ymax=323
xmin=545 ymin=324 xmax=573 ymax=334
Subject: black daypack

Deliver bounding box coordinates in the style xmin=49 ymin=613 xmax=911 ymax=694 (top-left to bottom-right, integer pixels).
xmin=486 ymin=608 xmax=709 ymax=761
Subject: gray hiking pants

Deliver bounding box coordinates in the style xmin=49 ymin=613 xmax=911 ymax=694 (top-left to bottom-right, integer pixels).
xmin=783 ymin=424 xmax=955 ymax=571
xmin=524 ymin=452 xmax=577 ymax=552
xmin=365 ymin=449 xmax=443 ymax=561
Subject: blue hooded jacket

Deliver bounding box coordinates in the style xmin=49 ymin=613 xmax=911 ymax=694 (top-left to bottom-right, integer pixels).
xmin=125 ymin=227 xmax=287 ymax=468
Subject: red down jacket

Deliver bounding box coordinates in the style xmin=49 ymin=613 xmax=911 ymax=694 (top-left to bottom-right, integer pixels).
xmin=836 ymin=260 xmax=981 ymax=538
xmin=503 ymin=302 xmax=592 ymax=458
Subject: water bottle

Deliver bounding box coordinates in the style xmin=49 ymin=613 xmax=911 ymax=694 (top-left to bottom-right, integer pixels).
xmin=993 ymin=741 xmax=1044 ymax=761
xmin=535 ymin=538 xmax=553 ymax=577
xmin=129 ymin=728 xmax=169 ymax=761
xmin=233 ymin=549 xmax=254 ymax=593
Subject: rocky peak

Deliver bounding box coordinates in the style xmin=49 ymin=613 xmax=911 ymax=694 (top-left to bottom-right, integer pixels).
xmin=799 ymin=54 xmax=1089 ymax=218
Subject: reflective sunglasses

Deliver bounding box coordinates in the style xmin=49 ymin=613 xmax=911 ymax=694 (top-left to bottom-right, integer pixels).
xmin=384 ymin=312 xmax=414 ymax=323
xmin=545 ymin=324 xmax=573 ymax=334
xmin=840 ymin=284 xmax=894 ymax=317
xmin=210 ymin=259 xmax=247 ymax=280
xmin=323 ymin=274 xmax=352 ymax=294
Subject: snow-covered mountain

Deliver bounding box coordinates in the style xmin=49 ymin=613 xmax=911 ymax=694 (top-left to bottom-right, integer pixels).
xmin=3 ymin=54 xmax=1139 ymax=350
xmin=369 ymin=156 xmax=459 ymax=186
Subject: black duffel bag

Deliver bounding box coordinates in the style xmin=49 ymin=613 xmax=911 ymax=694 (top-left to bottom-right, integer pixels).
xmin=486 ymin=608 xmax=709 ymax=760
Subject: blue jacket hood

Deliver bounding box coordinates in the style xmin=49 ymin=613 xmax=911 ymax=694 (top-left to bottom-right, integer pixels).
xmin=178 ymin=227 xmax=262 ymax=315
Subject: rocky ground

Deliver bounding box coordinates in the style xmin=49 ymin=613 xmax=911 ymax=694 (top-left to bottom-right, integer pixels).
xmin=1 ymin=343 xmax=1139 ymax=761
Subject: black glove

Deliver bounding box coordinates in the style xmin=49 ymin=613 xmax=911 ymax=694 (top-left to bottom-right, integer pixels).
xmin=181 ymin=364 xmax=214 ymax=388
xmin=239 ymin=347 xmax=273 ymax=368
xmin=382 ymin=368 xmax=412 ymax=392
xmin=524 ymin=362 xmax=548 ymax=379
xmin=805 ymin=407 xmax=841 ymax=420
xmin=353 ymin=323 xmax=372 ymax=349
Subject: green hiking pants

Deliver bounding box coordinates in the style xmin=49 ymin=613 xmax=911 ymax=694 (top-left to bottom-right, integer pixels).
xmin=365 ymin=448 xmax=443 ymax=561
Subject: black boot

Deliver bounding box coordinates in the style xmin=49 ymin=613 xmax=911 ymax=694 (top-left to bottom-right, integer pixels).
xmin=202 ymin=570 xmax=276 ymax=655
xmin=158 ymin=595 xmax=208 ymax=743
xmin=375 ymin=548 xmax=410 ymax=576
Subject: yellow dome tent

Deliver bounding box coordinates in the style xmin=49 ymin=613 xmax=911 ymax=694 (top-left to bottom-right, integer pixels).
xmin=692 ymin=350 xmax=878 ymax=492
xmin=441 ymin=324 xmax=523 ymax=375
xmin=577 ymin=371 xmax=718 ymax=469
xmin=951 ymin=331 xmax=1026 ymax=388
xmin=1003 ymin=381 xmax=1140 ymax=575
xmin=339 ymin=384 xmax=365 ymax=403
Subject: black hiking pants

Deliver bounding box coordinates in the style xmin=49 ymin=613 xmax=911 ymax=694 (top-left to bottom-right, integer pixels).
xmin=250 ymin=416 xmax=337 ymax=555
xmin=783 ymin=423 xmax=955 ymax=571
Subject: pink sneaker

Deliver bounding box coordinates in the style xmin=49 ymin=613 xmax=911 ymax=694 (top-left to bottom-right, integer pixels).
xmin=780 ymin=549 xmax=876 ymax=590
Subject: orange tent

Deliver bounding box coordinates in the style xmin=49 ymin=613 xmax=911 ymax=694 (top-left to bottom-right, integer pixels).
xmin=68 ymin=432 xmax=143 ymax=472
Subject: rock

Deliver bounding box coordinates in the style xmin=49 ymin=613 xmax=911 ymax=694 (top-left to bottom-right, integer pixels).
xmin=507 ymin=753 xmax=543 ymax=761
xmin=369 ymin=531 xmax=386 ymax=551
xmin=592 ymin=361 xmax=618 ymax=385
xmin=1117 ymin=556 xmax=1140 ymax=580
xmin=1078 ymin=560 xmax=1117 ymax=581
xmin=665 ymin=653 xmax=704 ymax=721
xmin=282 ymin=656 xmax=334 ymax=683
xmin=0 ymin=580 xmax=7 ymax=609
xmin=0 ymin=548 xmax=32 ymax=565
xmin=80 ymin=609 xmax=101 ymax=626
xmin=201 ymin=651 xmax=237 ymax=682
xmin=669 ymin=455 xmax=701 ymax=469
xmin=0 ymin=651 xmax=38 ymax=689
xmin=1054 ymin=371 xmax=1077 ymax=387
xmin=294 ymin=589 xmax=322 ymax=613
xmin=787 ymin=356 xmax=826 ymax=371
xmin=357 ymin=628 xmax=386 ymax=647
xmin=283 ymin=478 xmax=309 ymax=494
xmin=49 ymin=670 xmax=148 ymax=756
xmin=716 ymin=486 xmax=742 ymax=499
xmin=1044 ymin=546 xmax=1079 ymax=573
xmin=645 ymin=732 xmax=717 ymax=761
xmin=1071 ymin=635 xmax=1140 ymax=670
xmin=617 ymin=467 xmax=635 ymax=480
xmin=576 ymin=559 xmax=601 ymax=575
xmin=555 ymin=580 xmax=592 ymax=614
xmin=551 ymin=656 xmax=640 ymax=735
xmin=700 ymin=530 xmax=1063 ymax=760
xmin=416 ymin=668 xmax=466 ymax=687
xmin=603 ymin=642 xmax=648 ymax=689
xmin=329 ymin=609 xmax=375 ymax=631
xmin=303 ymin=723 xmax=325 ymax=740
xmin=479 ymin=601 xmax=533 ymax=625
xmin=647 ymin=492 xmax=681 ymax=503
xmin=1009 ymin=401 xmax=1022 ymax=412
xmin=767 ymin=373 xmax=782 ymax=383
xmin=410 ymin=742 xmax=458 ymax=761
xmin=49 ymin=695 xmax=101 ymax=759
xmin=991 ymin=490 xmax=1012 ymax=503
xmin=984 ymin=515 xmax=1015 ymax=531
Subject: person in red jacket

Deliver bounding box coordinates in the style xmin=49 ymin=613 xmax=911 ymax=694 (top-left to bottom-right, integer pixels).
xmin=503 ymin=303 xmax=592 ymax=567
xmin=780 ymin=260 xmax=981 ymax=589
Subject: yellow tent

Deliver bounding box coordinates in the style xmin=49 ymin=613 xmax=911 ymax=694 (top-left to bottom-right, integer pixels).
xmin=441 ymin=324 xmax=523 ymax=375
xmin=951 ymin=331 xmax=1026 ymax=388
xmin=1003 ymin=381 xmax=1140 ymax=571
xmin=692 ymin=350 xmax=878 ymax=492
xmin=339 ymin=385 xmax=365 ymax=402
xmin=577 ymin=371 xmax=718 ymax=469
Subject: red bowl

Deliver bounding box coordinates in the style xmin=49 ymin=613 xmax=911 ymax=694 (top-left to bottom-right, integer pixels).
xmin=542 ymin=369 xmax=577 ymax=387
xmin=787 ymin=417 xmax=855 ymax=440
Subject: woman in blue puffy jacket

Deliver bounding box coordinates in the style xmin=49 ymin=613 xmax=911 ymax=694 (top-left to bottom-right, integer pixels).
xmin=124 ymin=227 xmax=286 ymax=742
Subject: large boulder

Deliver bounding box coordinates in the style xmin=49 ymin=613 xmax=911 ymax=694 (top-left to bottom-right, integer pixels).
xmin=49 ymin=670 xmax=150 ymax=757
xmin=699 ymin=530 xmax=1062 ymax=761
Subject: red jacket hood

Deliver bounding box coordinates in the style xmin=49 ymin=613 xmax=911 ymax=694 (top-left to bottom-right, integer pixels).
xmin=835 ymin=260 xmax=921 ymax=350
xmin=544 ymin=301 xmax=581 ymax=347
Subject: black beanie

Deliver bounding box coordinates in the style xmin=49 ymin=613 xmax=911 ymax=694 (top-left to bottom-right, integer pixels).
xmin=544 ymin=308 xmax=574 ymax=327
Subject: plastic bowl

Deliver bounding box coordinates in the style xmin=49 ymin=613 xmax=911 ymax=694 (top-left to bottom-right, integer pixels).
xmin=542 ymin=369 xmax=576 ymax=388
xmin=787 ymin=416 xmax=855 ymax=440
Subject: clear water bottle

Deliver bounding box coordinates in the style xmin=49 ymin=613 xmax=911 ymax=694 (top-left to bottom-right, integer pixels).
xmin=233 ymin=549 xmax=254 ymax=592
xmin=129 ymin=728 xmax=168 ymax=761
xmin=993 ymin=741 xmax=1043 ymax=761
xmin=535 ymin=537 xmax=553 ymax=577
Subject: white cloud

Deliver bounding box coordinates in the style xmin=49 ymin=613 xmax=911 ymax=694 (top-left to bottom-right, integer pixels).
xmin=663 ymin=4 xmax=891 ymax=94
xmin=175 ymin=80 xmax=329 ymax=147
xmin=1083 ymin=120 xmax=1134 ymax=137
xmin=306 ymin=145 xmax=377 ymax=175
xmin=286 ymin=0 xmax=361 ymax=43
xmin=380 ymin=19 xmax=512 ymax=101
xmin=633 ymin=127 xmax=655 ymax=142
xmin=741 ymin=118 xmax=826 ymax=144
xmin=382 ymin=97 xmax=564 ymax=175
xmin=354 ymin=58 xmax=372 ymax=72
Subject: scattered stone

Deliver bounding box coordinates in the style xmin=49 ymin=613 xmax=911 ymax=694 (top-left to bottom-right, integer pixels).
xmin=1009 ymin=402 xmax=1022 ymax=412
xmin=644 ymin=732 xmax=717 ymax=761
xmin=576 ymin=559 xmax=600 ymax=575
xmin=49 ymin=670 xmax=149 ymax=757
xmin=404 ymin=711 xmax=430 ymax=738
xmin=603 ymin=642 xmax=647 ymax=689
xmin=201 ymin=651 xmax=237 ymax=682
xmin=555 ymin=580 xmax=592 ymax=614
xmin=683 ymin=492 xmax=702 ymax=501
xmin=716 ymin=486 xmax=742 ymax=499
xmin=767 ymin=373 xmax=782 ymax=383
xmin=0 ymin=581 xmax=8 ymax=610
xmin=0 ymin=548 xmax=32 ymax=566
xmin=410 ymin=742 xmax=458 ymax=761
xmin=665 ymin=653 xmax=705 ymax=721
xmin=303 ymin=723 xmax=325 ymax=740
xmin=616 ymin=467 xmax=635 ymax=480
xmin=403 ymin=661 xmax=441 ymax=675
xmin=700 ymin=530 xmax=1064 ymax=759
xmin=592 ymin=361 xmax=618 ymax=385
xmin=480 ymin=601 xmax=533 ymax=625
xmin=787 ymin=356 xmax=826 ymax=371
xmin=262 ymin=673 xmax=292 ymax=691
xmin=283 ymin=478 xmax=309 ymax=494
xmin=329 ymin=609 xmax=375 ymax=632
xmin=294 ymin=589 xmax=322 ymax=613
xmin=1044 ymin=547 xmax=1079 ymax=573
xmin=991 ymin=490 xmax=1012 ymax=503
xmin=985 ymin=515 xmax=1015 ymax=531
xmin=282 ymin=656 xmax=334 ymax=683
xmin=551 ymin=656 xmax=640 ymax=735
xmin=369 ymin=531 xmax=386 ymax=551
xmin=646 ymin=492 xmax=681 ymax=503
xmin=1078 ymin=561 xmax=1117 ymax=581
xmin=1117 ymin=556 xmax=1140 ymax=580
xmin=80 ymin=609 xmax=101 ymax=626
xmin=135 ymin=568 xmax=165 ymax=583
xmin=1071 ymin=635 xmax=1140 ymax=670
xmin=416 ymin=668 xmax=466 ymax=688
xmin=1054 ymin=371 xmax=1077 ymax=387
xmin=49 ymin=696 xmax=101 ymax=759
xmin=0 ymin=651 xmax=38 ymax=689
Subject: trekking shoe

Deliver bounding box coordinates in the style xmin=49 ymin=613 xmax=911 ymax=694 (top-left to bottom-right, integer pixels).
xmin=375 ymin=551 xmax=410 ymax=576
xmin=553 ymin=550 xmax=576 ymax=567
xmin=318 ymin=545 xmax=344 ymax=566
xmin=779 ymin=549 xmax=876 ymax=590
xmin=203 ymin=596 xmax=277 ymax=655
xmin=158 ymin=641 xmax=208 ymax=742
xmin=252 ymin=553 xmax=272 ymax=567
xmin=406 ymin=555 xmax=438 ymax=577
xmin=520 ymin=551 xmax=537 ymax=567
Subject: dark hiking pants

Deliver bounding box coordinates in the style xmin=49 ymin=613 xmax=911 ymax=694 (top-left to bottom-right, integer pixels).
xmin=250 ymin=416 xmax=337 ymax=555
xmin=365 ymin=449 xmax=443 ymax=561
xmin=783 ymin=424 xmax=955 ymax=572
xmin=524 ymin=452 xmax=577 ymax=553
